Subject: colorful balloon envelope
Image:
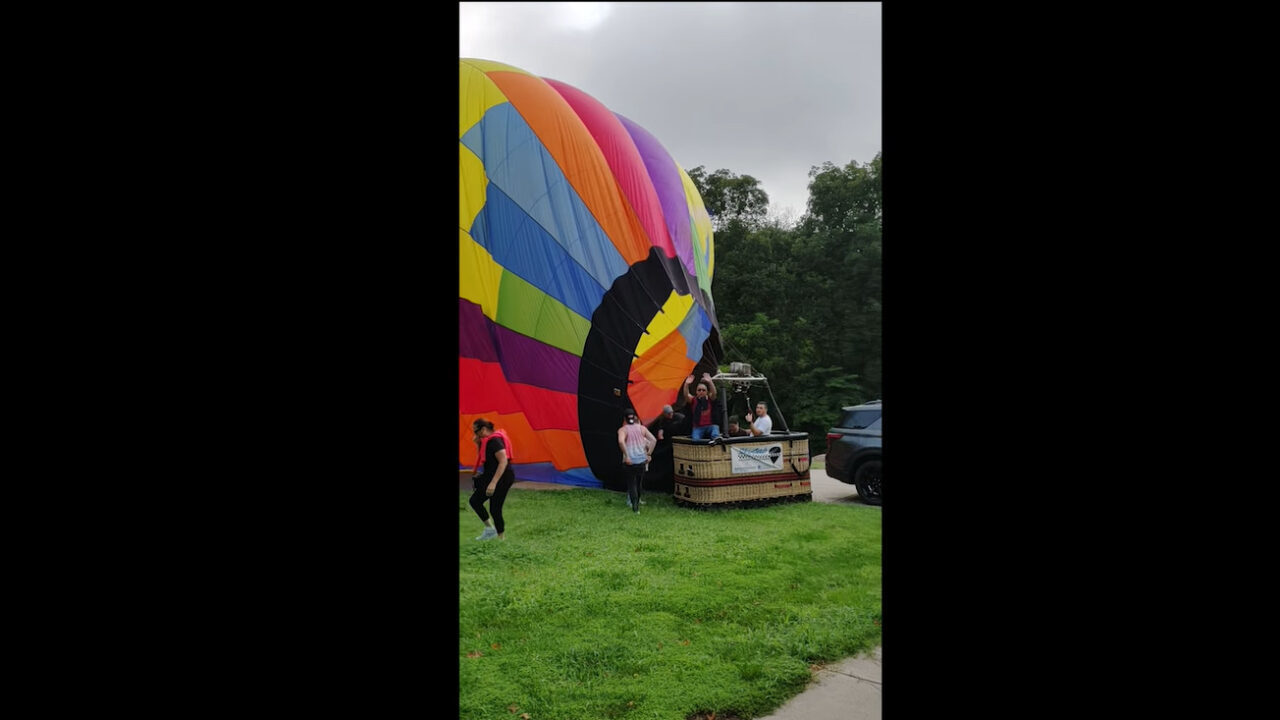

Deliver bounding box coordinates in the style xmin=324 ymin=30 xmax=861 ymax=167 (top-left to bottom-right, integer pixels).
xmin=460 ymin=58 xmax=723 ymax=489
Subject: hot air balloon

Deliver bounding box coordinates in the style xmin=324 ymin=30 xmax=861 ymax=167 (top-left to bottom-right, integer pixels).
xmin=459 ymin=58 xmax=723 ymax=490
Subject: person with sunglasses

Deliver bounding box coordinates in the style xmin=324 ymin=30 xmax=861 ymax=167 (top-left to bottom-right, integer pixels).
xmin=682 ymin=371 xmax=722 ymax=441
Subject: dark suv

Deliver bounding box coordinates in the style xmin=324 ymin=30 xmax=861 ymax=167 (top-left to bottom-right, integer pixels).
xmin=825 ymin=400 xmax=882 ymax=505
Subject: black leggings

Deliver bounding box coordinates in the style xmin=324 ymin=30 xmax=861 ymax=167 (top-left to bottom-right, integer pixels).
xmin=469 ymin=471 xmax=515 ymax=534
xmin=623 ymin=463 xmax=645 ymax=510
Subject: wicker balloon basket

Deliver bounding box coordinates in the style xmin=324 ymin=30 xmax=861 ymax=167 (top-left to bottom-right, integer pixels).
xmin=671 ymin=433 xmax=811 ymax=508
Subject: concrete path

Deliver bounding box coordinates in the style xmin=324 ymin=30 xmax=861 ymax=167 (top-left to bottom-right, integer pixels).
xmin=756 ymin=458 xmax=880 ymax=720
xmin=756 ymin=646 xmax=881 ymax=720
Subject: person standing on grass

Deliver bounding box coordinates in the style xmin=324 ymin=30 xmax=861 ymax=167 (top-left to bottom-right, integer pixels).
xmin=744 ymin=401 xmax=773 ymax=437
xmin=617 ymin=408 xmax=656 ymax=513
xmin=645 ymin=404 xmax=685 ymax=490
xmin=469 ymin=418 xmax=516 ymax=540
xmin=647 ymin=404 xmax=685 ymax=445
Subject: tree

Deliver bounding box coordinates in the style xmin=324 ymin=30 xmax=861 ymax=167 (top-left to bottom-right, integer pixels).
xmin=701 ymin=154 xmax=882 ymax=454
xmin=688 ymin=166 xmax=770 ymax=230
xmin=797 ymin=154 xmax=882 ymax=401
xmin=801 ymin=154 xmax=881 ymax=236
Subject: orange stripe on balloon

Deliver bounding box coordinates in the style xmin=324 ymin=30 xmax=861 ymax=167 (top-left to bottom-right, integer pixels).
xmin=627 ymin=331 xmax=697 ymax=423
xmin=458 ymin=356 xmax=588 ymax=470
xmin=626 ymin=381 xmax=674 ymax=425
xmin=483 ymin=70 xmax=651 ymax=266
xmin=631 ymin=331 xmax=696 ymax=389
xmin=545 ymin=77 xmax=676 ymax=260
xmin=459 ymin=413 xmax=588 ymax=471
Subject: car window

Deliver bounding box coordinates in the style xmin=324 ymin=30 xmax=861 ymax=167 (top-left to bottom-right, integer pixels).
xmin=865 ymin=416 xmax=881 ymax=431
xmin=840 ymin=409 xmax=882 ymax=429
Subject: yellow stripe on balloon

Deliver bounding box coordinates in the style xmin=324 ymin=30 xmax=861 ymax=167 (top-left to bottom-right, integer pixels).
xmin=637 ymin=289 xmax=694 ymax=357
xmin=459 ymin=229 xmax=590 ymax=357
xmin=459 ymin=60 xmax=517 ymax=138
xmin=459 ymin=228 xmax=503 ymax=319
xmin=460 ymin=142 xmax=487 ymax=233
xmin=462 ymin=58 xmax=535 ymax=76
xmin=679 ymin=167 xmax=715 ymax=292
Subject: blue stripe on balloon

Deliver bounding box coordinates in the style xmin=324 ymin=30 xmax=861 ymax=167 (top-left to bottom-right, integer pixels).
xmin=469 ymin=185 xmax=605 ymax=320
xmin=462 ymin=104 xmax=632 ymax=311
xmin=676 ymin=306 xmax=713 ymax=363
xmin=455 ymin=461 xmax=603 ymax=488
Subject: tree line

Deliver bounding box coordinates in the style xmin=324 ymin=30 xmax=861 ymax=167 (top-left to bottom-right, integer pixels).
xmin=690 ymin=153 xmax=882 ymax=456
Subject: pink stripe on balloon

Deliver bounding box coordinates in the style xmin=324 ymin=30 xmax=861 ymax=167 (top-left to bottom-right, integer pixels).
xmin=616 ymin=113 xmax=695 ymax=278
xmin=544 ymin=78 xmax=676 ymax=260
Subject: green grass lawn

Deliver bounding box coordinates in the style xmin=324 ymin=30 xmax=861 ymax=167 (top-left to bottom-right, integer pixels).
xmin=460 ymin=487 xmax=881 ymax=720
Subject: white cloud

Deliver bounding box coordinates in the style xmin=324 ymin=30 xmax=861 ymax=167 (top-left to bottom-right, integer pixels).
xmin=460 ymin=2 xmax=881 ymax=221
xmin=549 ymin=2 xmax=612 ymax=32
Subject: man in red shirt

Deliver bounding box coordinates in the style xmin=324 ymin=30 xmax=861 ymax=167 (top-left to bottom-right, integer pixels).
xmin=682 ymin=372 xmax=722 ymax=441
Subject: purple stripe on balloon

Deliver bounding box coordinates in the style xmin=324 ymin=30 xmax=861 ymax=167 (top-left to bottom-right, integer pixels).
xmin=459 ymin=299 xmax=498 ymax=362
xmin=459 ymin=298 xmax=580 ymax=394
xmin=493 ymin=324 xmax=580 ymax=394
xmin=616 ymin=114 xmax=696 ymax=278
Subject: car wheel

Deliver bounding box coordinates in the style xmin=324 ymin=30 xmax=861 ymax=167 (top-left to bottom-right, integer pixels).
xmin=854 ymin=460 xmax=882 ymax=506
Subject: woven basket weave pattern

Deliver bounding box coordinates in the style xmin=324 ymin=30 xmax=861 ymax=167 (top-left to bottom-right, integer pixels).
xmin=674 ymin=479 xmax=812 ymax=504
xmin=671 ymin=436 xmax=811 ymax=505
xmin=673 ymin=438 xmax=810 ymax=478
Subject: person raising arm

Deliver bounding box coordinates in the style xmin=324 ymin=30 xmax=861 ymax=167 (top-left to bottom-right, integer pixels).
xmin=682 ymin=372 xmax=721 ymax=441
xmin=745 ymin=401 xmax=773 ymax=437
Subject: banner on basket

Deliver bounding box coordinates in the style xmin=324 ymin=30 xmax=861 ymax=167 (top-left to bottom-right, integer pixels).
xmin=730 ymin=444 xmax=784 ymax=474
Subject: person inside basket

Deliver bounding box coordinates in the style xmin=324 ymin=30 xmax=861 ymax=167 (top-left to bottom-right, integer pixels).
xmin=469 ymin=418 xmax=516 ymax=540
xmin=682 ymin=372 xmax=722 ymax=441
xmin=744 ymin=401 xmax=773 ymax=437
xmin=726 ymin=421 xmax=751 ymax=437
xmin=617 ymin=408 xmax=656 ymax=513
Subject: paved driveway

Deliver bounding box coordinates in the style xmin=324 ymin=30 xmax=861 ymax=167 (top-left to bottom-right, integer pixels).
xmin=807 ymin=456 xmax=873 ymax=506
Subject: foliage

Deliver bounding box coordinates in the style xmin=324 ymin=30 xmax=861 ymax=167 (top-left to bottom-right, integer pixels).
xmin=688 ymin=166 xmax=771 ymax=231
xmin=708 ymin=153 xmax=881 ymax=456
xmin=800 ymin=154 xmax=882 ymax=236
xmin=459 ymin=488 xmax=881 ymax=720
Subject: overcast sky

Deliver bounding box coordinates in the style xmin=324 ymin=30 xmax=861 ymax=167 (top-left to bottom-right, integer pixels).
xmin=460 ymin=2 xmax=881 ymax=222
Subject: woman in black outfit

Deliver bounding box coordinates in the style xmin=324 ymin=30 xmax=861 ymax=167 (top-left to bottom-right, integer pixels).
xmin=469 ymin=418 xmax=516 ymax=540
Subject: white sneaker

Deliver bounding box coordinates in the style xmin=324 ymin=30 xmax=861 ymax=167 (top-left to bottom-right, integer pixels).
xmin=476 ymin=527 xmax=498 ymax=540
